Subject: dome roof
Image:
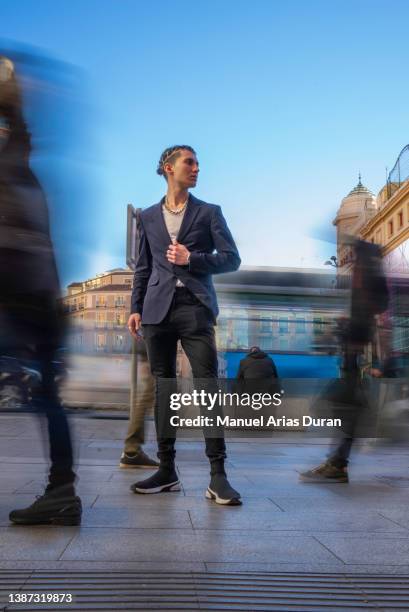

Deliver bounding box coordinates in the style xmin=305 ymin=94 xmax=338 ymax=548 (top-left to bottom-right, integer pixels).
xmin=340 ymin=174 xmax=376 ymax=211
xmin=334 ymin=174 xmax=377 ymax=228
xmin=346 ymin=175 xmax=374 ymax=198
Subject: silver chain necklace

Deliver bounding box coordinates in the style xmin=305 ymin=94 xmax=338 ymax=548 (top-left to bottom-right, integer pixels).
xmin=164 ymin=195 xmax=188 ymax=215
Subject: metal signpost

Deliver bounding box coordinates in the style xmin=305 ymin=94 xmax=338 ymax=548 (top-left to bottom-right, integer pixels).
xmin=126 ymin=204 xmax=144 ymax=419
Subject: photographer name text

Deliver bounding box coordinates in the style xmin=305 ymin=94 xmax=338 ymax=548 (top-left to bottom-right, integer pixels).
xmin=169 ymin=415 xmax=342 ymax=428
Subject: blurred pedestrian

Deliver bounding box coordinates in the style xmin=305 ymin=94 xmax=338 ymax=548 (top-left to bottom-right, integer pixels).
xmin=299 ymin=238 xmax=389 ymax=483
xmin=0 ymin=55 xmax=81 ymax=525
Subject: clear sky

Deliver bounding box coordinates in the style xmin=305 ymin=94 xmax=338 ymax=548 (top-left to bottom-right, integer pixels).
xmin=2 ymin=0 xmax=409 ymax=286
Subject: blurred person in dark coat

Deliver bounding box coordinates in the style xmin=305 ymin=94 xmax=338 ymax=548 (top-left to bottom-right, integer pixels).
xmin=300 ymin=238 xmax=389 ymax=483
xmin=0 ymin=55 xmax=81 ymax=525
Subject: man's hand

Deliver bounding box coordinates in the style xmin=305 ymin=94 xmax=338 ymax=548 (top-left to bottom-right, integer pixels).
xmin=127 ymin=313 xmax=142 ymax=340
xmin=166 ymin=239 xmax=190 ymax=265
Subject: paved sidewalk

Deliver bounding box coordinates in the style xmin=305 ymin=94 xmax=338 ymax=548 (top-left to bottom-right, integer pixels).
xmin=0 ymin=413 xmax=408 ymax=575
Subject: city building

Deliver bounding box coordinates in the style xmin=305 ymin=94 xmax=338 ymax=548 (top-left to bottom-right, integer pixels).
xmin=334 ymin=148 xmax=409 ymax=274
xmin=62 ymin=268 xmax=133 ymax=354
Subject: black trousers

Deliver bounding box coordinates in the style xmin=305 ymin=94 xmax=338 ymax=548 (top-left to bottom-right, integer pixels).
xmin=0 ymin=291 xmax=75 ymax=488
xmin=142 ymin=287 xmax=226 ymax=474
xmin=326 ymin=350 xmax=366 ymax=469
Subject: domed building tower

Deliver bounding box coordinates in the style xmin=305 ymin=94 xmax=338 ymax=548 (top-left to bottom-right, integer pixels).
xmin=333 ymin=175 xmax=377 ymax=270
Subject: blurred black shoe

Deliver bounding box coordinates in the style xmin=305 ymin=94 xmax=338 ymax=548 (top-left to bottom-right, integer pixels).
xmin=130 ymin=468 xmax=180 ymax=494
xmin=299 ymin=461 xmax=349 ymax=483
xmin=206 ymin=474 xmax=242 ymax=505
xmin=9 ymin=484 xmax=82 ymax=525
xmin=119 ymin=450 xmax=159 ymax=469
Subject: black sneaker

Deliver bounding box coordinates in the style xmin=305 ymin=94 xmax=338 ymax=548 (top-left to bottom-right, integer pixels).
xmin=299 ymin=461 xmax=349 ymax=483
xmin=130 ymin=469 xmax=181 ymax=494
xmin=206 ymin=474 xmax=242 ymax=506
xmin=9 ymin=484 xmax=82 ymax=526
xmin=119 ymin=450 xmax=159 ymax=469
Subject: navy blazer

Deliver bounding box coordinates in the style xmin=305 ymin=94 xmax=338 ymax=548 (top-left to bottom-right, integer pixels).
xmin=131 ymin=194 xmax=241 ymax=324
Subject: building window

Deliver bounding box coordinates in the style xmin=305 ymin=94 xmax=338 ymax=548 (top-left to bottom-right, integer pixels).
xmin=376 ymin=230 xmax=382 ymax=244
xmin=96 ymin=334 xmax=106 ymax=350
xmin=96 ymin=296 xmax=107 ymax=308
xmin=295 ymin=318 xmax=305 ymax=334
xmin=398 ymin=210 xmax=404 ymax=229
xmin=233 ymin=318 xmax=248 ymax=349
xmin=115 ymin=312 xmax=126 ymax=326
xmin=96 ymin=312 xmax=106 ymax=328
xmin=388 ymin=220 xmax=394 ymax=237
xmin=279 ymin=317 xmax=288 ymax=334
xmin=260 ymin=319 xmax=272 ymax=332
xmin=115 ymin=335 xmax=124 ymax=349
xmin=313 ymin=317 xmax=324 ymax=334
xmin=260 ymin=335 xmax=270 ymax=351
xmin=115 ymin=295 xmax=126 ymax=308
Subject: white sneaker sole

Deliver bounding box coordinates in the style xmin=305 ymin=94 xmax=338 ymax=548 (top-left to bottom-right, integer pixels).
xmin=132 ymin=480 xmax=181 ymax=494
xmin=206 ymin=487 xmax=242 ymax=506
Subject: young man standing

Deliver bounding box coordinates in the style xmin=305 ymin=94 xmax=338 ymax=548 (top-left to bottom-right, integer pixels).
xmin=127 ymin=145 xmax=242 ymax=505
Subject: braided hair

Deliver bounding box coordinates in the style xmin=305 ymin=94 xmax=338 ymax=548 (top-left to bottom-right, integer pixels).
xmin=157 ymin=145 xmax=196 ymax=180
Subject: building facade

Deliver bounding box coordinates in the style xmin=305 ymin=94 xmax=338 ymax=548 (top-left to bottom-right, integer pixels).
xmin=62 ymin=269 xmax=133 ymax=354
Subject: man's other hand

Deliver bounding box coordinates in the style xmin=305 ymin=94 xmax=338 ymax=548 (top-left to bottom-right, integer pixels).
xmin=166 ymin=239 xmax=190 ymax=265
xmin=127 ymin=313 xmax=142 ymax=339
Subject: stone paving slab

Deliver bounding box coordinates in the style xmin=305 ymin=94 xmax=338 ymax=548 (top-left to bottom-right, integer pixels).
xmin=379 ymin=510 xmax=409 ymax=530
xmin=61 ymin=529 xmax=338 ymax=564
xmin=188 ymin=508 xmax=409 ymax=533
xmin=92 ymin=494 xmax=279 ymax=512
xmin=314 ymin=535 xmax=409 ymax=565
xmin=0 ymin=527 xmax=76 ymax=561
xmin=80 ymin=507 xmax=192 ymax=529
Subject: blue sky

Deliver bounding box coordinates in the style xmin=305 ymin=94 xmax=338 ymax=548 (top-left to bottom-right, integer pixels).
xmin=2 ymin=0 xmax=409 ymax=285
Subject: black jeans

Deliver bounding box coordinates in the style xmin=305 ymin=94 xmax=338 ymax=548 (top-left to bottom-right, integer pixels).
xmin=0 ymin=292 xmax=75 ymax=488
xmin=326 ymin=351 xmax=366 ymax=469
xmin=34 ymin=346 xmax=75 ymax=488
xmin=143 ymin=287 xmax=226 ymax=474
